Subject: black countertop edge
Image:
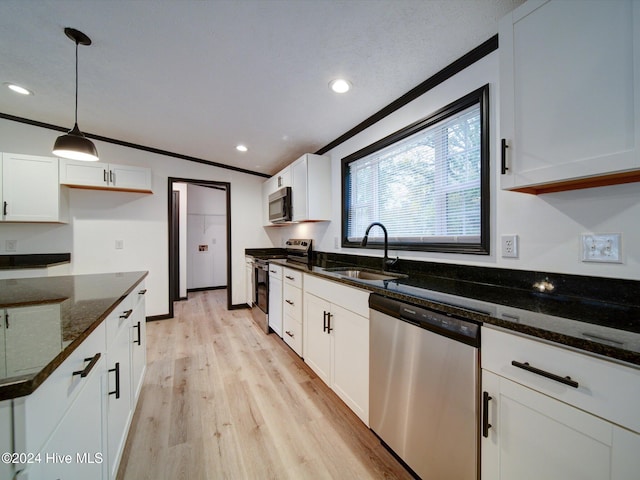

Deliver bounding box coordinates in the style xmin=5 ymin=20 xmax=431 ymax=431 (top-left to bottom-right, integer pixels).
xmin=270 ymin=258 xmax=640 ymax=367
xmin=0 ymin=271 xmax=148 ymax=402
xmin=0 ymin=253 xmax=71 ymax=270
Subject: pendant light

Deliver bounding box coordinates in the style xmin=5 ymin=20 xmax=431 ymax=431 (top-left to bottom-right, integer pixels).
xmin=53 ymin=27 xmax=99 ymax=162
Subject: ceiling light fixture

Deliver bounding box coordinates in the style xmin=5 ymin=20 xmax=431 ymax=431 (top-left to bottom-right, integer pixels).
xmin=52 ymin=27 xmax=99 ymax=162
xmin=5 ymin=83 xmax=33 ymax=95
xmin=329 ymin=78 xmax=351 ymax=94
xmin=236 ymin=144 xmax=248 ymax=152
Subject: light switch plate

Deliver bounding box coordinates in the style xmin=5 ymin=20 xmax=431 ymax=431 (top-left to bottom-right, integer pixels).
xmin=115 ymin=240 xmax=124 ymax=250
xmin=5 ymin=240 xmax=17 ymax=252
xmin=581 ymin=233 xmax=621 ymax=263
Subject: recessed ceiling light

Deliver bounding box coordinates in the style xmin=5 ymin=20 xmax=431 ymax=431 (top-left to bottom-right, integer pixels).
xmin=5 ymin=83 xmax=33 ymax=95
xmin=329 ymin=78 xmax=351 ymax=94
xmin=236 ymin=144 xmax=248 ymax=152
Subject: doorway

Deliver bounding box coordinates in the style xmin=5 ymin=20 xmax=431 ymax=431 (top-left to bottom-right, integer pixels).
xmin=168 ymin=177 xmax=232 ymax=317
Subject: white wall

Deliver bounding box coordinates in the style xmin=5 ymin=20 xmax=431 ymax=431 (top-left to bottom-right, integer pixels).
xmin=186 ymin=184 xmax=227 ymax=289
xmin=0 ymin=118 xmax=271 ymax=316
xmin=268 ymin=51 xmax=640 ymax=281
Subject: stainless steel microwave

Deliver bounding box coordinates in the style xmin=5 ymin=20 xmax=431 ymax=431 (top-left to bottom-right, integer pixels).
xmin=268 ymin=187 xmax=292 ymax=223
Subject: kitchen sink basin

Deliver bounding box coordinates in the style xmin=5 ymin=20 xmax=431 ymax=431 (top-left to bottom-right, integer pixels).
xmin=325 ymin=268 xmax=406 ymax=282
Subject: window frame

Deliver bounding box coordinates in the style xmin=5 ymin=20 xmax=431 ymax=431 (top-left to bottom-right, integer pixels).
xmin=341 ymin=84 xmax=490 ymax=255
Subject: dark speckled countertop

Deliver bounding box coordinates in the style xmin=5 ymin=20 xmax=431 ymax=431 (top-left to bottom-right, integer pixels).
xmin=0 ymin=253 xmax=71 ymax=270
xmin=0 ymin=271 xmax=148 ymax=400
xmin=266 ymin=252 xmax=640 ymax=367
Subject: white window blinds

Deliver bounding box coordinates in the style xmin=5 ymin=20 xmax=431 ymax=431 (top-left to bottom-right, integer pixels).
xmin=345 ymin=103 xmax=482 ymax=246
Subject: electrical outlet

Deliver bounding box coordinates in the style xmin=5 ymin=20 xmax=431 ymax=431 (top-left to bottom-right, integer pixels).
xmin=5 ymin=240 xmax=17 ymax=252
xmin=501 ymin=234 xmax=519 ymax=258
xmin=582 ymin=233 xmax=621 ymax=263
xmin=115 ymin=240 xmax=124 ymax=250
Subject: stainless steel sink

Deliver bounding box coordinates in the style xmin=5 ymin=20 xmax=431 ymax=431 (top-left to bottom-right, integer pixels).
xmin=325 ymin=268 xmax=406 ymax=282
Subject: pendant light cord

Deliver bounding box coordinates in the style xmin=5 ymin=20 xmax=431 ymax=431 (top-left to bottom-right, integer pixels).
xmin=74 ymin=39 xmax=79 ymax=126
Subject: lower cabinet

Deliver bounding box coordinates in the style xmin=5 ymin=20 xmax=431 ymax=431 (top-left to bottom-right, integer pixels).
xmin=481 ymin=327 xmax=640 ymax=480
xmin=11 ymin=282 xmax=147 ymax=480
xmin=303 ymin=275 xmax=369 ymax=424
xmin=268 ymin=264 xmax=283 ymax=337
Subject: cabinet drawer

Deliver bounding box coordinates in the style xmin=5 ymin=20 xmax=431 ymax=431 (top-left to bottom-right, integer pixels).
xmin=304 ymin=274 xmax=369 ymax=317
xmin=105 ymin=292 xmax=135 ymax=347
xmin=482 ymin=327 xmax=640 ymax=433
xmin=283 ymin=314 xmax=302 ymax=356
xmin=13 ymin=321 xmax=106 ymax=455
xmin=268 ymin=264 xmax=283 ymax=280
xmin=283 ymin=284 xmax=302 ymax=319
xmin=283 ymin=268 xmax=303 ymax=288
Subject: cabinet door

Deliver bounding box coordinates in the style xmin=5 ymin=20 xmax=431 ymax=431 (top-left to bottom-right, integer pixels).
xmin=500 ymin=0 xmax=640 ymax=191
xmin=2 ymin=153 xmax=61 ymax=222
xmin=59 ymin=158 xmax=109 ymax=188
xmin=268 ymin=276 xmax=283 ymax=337
xmin=302 ymin=293 xmax=331 ymax=384
xmin=26 ymin=356 xmax=106 ymax=480
xmin=245 ymin=259 xmax=254 ymax=306
xmin=481 ymin=370 xmax=635 ymax=480
xmin=4 ymin=304 xmax=61 ymax=377
xmin=331 ymin=304 xmax=369 ymax=424
xmin=291 ymin=156 xmax=308 ymax=222
xmin=109 ymin=163 xmax=152 ymax=192
xmin=129 ymin=288 xmax=147 ymax=406
xmin=106 ymin=324 xmax=132 ymax=480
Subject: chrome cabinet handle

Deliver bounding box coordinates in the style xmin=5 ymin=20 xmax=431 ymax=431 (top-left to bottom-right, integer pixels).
xmin=511 ymin=360 xmax=579 ymax=388
xmin=73 ymin=353 xmax=101 ymax=378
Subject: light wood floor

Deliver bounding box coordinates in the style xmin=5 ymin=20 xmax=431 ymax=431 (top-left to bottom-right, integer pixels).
xmin=117 ymin=290 xmax=412 ymax=480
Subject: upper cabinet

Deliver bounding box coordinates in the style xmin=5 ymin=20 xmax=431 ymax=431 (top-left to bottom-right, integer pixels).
xmin=1 ymin=153 xmax=69 ymax=223
xmin=263 ymin=153 xmax=331 ymax=225
xmin=500 ymin=0 xmax=640 ymax=194
xmin=291 ymin=153 xmax=331 ymax=222
xmin=59 ymin=159 xmax=152 ymax=193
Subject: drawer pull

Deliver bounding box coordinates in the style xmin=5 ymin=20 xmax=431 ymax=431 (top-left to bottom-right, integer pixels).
xmin=511 ymin=360 xmax=579 ymax=388
xmin=133 ymin=321 xmax=142 ymax=346
xmin=501 ymin=138 xmax=509 ymax=174
xmin=109 ymin=362 xmax=121 ymax=399
xmin=285 ymin=299 xmax=294 ymax=306
xmin=326 ymin=312 xmax=333 ymax=333
xmin=73 ymin=353 xmax=101 ymax=378
xmin=138 ymin=289 xmax=147 ymax=295
xmin=120 ymin=309 xmax=133 ymax=319
xmin=285 ymin=275 xmax=295 ymax=280
xmin=482 ymin=391 xmax=492 ymax=438
xmin=285 ymin=330 xmax=294 ymax=338
xmin=323 ymin=311 xmax=328 ymax=333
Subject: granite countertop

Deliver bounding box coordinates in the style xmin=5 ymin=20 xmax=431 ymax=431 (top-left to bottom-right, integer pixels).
xmin=270 ymin=257 xmax=640 ymax=367
xmin=0 ymin=271 xmax=148 ymax=400
xmin=0 ymin=253 xmax=71 ymax=270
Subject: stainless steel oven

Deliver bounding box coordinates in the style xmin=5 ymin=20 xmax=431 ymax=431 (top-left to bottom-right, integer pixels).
xmin=251 ymin=258 xmax=270 ymax=333
xmin=268 ymin=187 xmax=292 ymax=223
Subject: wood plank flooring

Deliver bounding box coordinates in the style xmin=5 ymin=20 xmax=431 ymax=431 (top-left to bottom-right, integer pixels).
xmin=117 ymin=290 xmax=412 ymax=480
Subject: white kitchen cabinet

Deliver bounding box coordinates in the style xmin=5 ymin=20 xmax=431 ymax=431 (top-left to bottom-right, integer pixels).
xmin=303 ymin=274 xmax=369 ymax=424
xmin=282 ymin=268 xmax=303 ymax=356
xmin=3 ymin=304 xmax=62 ymax=377
xmin=106 ymin=306 xmax=133 ymax=480
xmin=245 ymin=256 xmax=254 ymax=307
xmin=59 ymin=158 xmax=152 ymax=193
xmin=268 ymin=264 xmax=283 ymax=337
xmin=499 ymin=0 xmax=640 ymax=194
xmin=482 ymin=327 xmax=640 ymax=479
xmin=1 ymin=152 xmax=69 ymax=222
xmin=0 ymin=400 xmax=12 ymax=480
xmin=130 ymin=284 xmax=147 ymax=405
xmin=291 ymin=154 xmax=331 ymax=221
xmin=24 ymin=355 xmax=106 ymax=480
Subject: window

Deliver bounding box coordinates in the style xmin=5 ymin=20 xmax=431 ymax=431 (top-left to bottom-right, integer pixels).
xmin=342 ymin=85 xmax=489 ymax=254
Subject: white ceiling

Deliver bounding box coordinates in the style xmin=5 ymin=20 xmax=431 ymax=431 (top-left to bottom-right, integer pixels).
xmin=0 ymin=0 xmax=524 ymax=177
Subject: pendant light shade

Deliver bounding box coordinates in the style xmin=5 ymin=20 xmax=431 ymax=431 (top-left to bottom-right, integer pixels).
xmin=53 ymin=27 xmax=99 ymax=162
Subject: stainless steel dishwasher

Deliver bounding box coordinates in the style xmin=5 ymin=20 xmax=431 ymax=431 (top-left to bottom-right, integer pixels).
xmin=369 ymin=294 xmax=480 ymax=480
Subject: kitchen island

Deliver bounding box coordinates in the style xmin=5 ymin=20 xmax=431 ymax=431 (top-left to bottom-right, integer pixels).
xmin=0 ymin=271 xmax=148 ymax=480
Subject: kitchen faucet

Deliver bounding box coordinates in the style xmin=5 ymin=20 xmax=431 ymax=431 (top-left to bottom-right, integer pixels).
xmin=361 ymin=222 xmax=398 ymax=271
